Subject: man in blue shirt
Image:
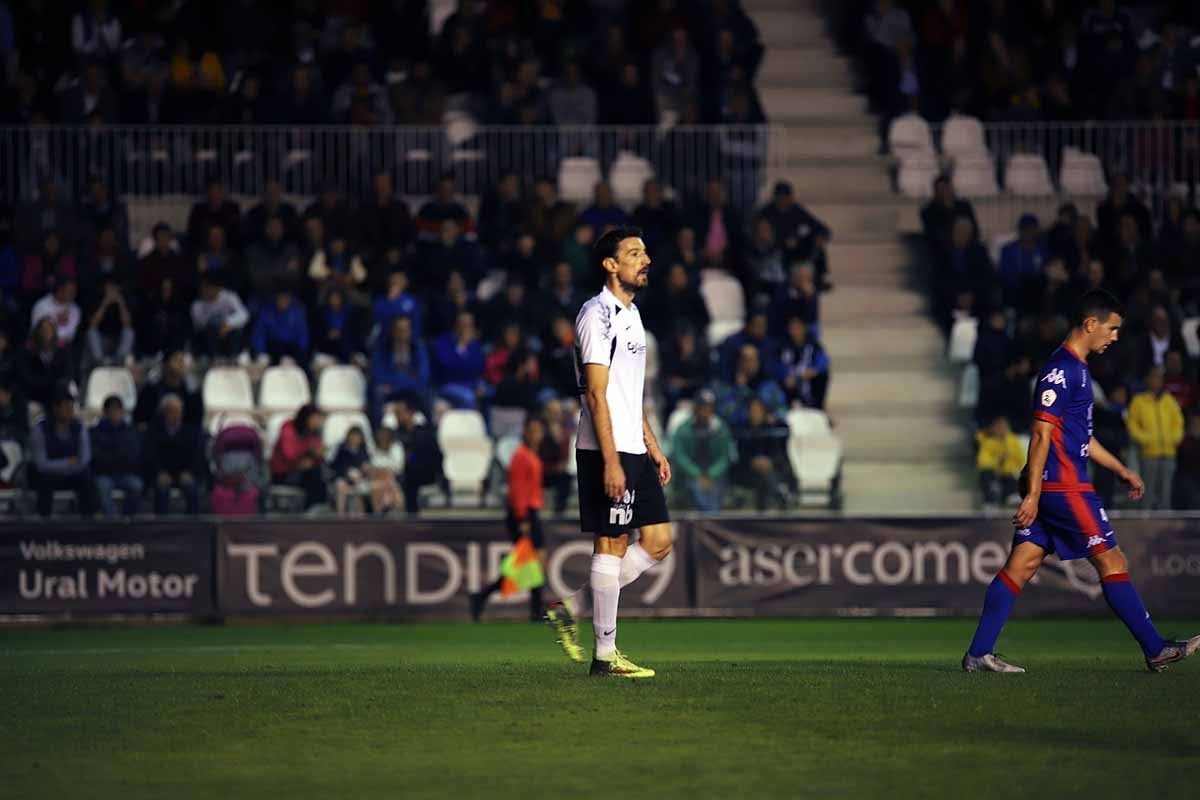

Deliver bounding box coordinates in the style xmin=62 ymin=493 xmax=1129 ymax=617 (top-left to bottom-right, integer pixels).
xmin=998 ymin=213 xmax=1045 ymax=308
xmin=251 ymin=287 xmax=309 ymax=364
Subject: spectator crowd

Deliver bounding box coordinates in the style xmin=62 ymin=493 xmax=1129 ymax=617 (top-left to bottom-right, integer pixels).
xmin=923 ymin=168 xmax=1200 ymax=510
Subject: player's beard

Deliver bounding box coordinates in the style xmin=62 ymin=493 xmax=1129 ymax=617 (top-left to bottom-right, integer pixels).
xmin=619 ymin=271 xmax=649 ymax=297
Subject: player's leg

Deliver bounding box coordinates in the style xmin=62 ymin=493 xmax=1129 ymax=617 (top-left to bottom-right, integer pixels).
xmin=588 ymin=532 xmax=630 ymax=669
xmin=1089 ymin=546 xmax=1199 ymax=670
xmin=558 ymin=521 xmax=672 ymax=616
xmin=964 ymin=540 xmax=1045 ymax=672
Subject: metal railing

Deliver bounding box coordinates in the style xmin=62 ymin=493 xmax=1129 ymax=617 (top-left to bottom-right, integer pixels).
xmin=0 ymin=124 xmax=775 ymax=208
xmin=930 ymin=120 xmax=1200 ymax=235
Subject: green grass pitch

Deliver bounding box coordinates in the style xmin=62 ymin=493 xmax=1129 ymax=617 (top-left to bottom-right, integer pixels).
xmin=2 ymin=618 xmax=1199 ymax=799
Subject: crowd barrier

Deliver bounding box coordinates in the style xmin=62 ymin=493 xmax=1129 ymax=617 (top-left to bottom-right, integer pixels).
xmin=3 ymin=516 xmax=1199 ymax=620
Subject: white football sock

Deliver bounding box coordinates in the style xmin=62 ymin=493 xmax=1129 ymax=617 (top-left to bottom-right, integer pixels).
xmin=567 ymin=542 xmax=664 ymax=616
xmin=590 ymin=554 xmax=622 ymax=658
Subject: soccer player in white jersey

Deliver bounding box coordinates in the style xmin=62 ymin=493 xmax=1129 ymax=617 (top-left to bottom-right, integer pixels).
xmin=544 ymin=227 xmax=673 ymax=679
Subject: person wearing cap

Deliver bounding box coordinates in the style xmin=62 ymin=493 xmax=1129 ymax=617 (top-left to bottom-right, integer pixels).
xmin=998 ymin=213 xmax=1045 ymax=308
xmin=29 ymin=390 xmax=94 ymax=517
xmin=758 ymin=181 xmax=832 ymax=289
xmin=669 ymin=388 xmax=733 ymax=512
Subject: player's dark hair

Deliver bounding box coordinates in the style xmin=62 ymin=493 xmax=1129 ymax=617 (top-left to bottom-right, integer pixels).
xmin=1074 ymin=289 xmax=1124 ymax=327
xmin=592 ymin=226 xmax=644 ymax=285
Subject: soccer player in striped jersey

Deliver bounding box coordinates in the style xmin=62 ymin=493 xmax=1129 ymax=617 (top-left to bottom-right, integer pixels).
xmin=964 ymin=290 xmax=1200 ymax=673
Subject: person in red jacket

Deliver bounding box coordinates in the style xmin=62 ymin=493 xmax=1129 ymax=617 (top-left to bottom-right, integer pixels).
xmin=269 ymin=404 xmax=327 ymax=509
xmin=471 ymin=416 xmax=546 ymax=621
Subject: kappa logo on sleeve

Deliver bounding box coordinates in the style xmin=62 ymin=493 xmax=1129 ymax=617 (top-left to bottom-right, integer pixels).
xmin=1041 ymin=389 xmax=1057 ymax=407
xmin=1043 ymin=368 xmax=1067 ymax=387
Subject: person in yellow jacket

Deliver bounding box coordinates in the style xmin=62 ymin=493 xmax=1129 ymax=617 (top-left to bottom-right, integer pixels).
xmin=1128 ymin=366 xmax=1185 ymax=510
xmin=976 ymin=416 xmax=1026 ymax=507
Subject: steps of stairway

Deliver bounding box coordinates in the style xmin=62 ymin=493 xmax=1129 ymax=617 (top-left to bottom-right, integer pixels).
xmin=828 ymin=368 xmax=957 ymax=410
xmin=761 ymin=87 xmax=869 ymax=119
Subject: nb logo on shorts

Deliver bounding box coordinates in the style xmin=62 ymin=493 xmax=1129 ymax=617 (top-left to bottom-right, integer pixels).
xmin=1043 ymin=368 xmax=1067 ymax=387
xmin=609 ymin=489 xmax=636 ymax=526
xmin=1087 ymin=535 xmax=1105 ymax=548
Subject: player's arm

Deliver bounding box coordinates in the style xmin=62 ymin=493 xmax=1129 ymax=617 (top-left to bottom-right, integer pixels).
xmin=583 ymin=362 xmax=625 ymax=501
xmin=1014 ymin=419 xmax=1053 ymax=528
xmin=644 ymin=417 xmax=671 ymax=486
xmin=1088 ymin=436 xmax=1145 ymax=501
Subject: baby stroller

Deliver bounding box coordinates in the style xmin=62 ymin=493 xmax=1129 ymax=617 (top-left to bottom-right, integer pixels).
xmin=211 ymin=422 xmax=266 ymax=515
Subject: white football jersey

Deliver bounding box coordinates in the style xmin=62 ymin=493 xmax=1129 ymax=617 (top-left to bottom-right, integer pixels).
xmin=574 ymin=286 xmax=647 ymax=455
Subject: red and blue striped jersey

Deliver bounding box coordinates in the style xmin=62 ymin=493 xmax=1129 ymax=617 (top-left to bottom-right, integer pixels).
xmin=1031 ymin=345 xmax=1094 ymax=492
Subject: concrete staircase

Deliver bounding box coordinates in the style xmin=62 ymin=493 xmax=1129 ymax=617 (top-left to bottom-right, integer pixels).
xmin=745 ymin=0 xmax=976 ymax=512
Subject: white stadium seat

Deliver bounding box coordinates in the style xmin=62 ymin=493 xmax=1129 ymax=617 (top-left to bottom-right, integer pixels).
xmin=558 ymin=156 xmax=603 ymax=204
xmin=202 ymin=367 xmax=255 ymax=414
xmin=258 ymin=365 xmax=311 ymax=414
xmin=786 ymin=433 xmax=842 ymax=506
xmin=316 ymin=365 xmax=366 ymax=411
xmin=941 ymin=113 xmax=989 ymax=160
xmin=958 ymin=363 xmax=981 ymax=409
xmin=948 ymin=317 xmax=979 ymax=364
xmin=322 ymin=411 xmax=375 ymax=460
xmin=84 ymin=367 xmax=137 ymax=413
xmin=438 ymin=409 xmax=493 ymax=504
xmin=706 ymin=319 xmax=744 ymax=347
xmin=897 ymin=152 xmax=941 ymax=199
xmin=952 ymin=153 xmax=999 ymax=198
xmin=1059 ymin=152 xmax=1108 ymax=196
xmin=610 ymin=151 xmax=654 ymax=205
xmin=666 ymin=402 xmax=694 ymax=440
xmin=1182 ymin=317 xmax=1200 ymax=358
xmin=494 ymin=435 xmax=522 ymax=469
xmin=887 ymin=112 xmax=935 ymax=158
xmin=1004 ymin=153 xmax=1055 ymax=196
xmin=207 ymin=411 xmax=261 ymax=439
xmin=699 ymin=269 xmax=745 ymax=323
xmin=786 ymin=408 xmax=832 ymax=438
xmin=264 ymin=411 xmax=293 ymax=455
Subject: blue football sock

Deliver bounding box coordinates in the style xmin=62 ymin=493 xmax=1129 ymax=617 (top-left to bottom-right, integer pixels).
xmin=1101 ymin=573 xmax=1165 ymax=657
xmin=968 ymin=571 xmax=1021 ymax=658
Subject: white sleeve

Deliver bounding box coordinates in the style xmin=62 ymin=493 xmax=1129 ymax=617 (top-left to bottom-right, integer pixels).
xmin=575 ymin=304 xmax=614 ymax=367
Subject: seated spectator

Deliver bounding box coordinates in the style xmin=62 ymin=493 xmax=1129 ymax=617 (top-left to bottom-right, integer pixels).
xmin=631 ymin=179 xmax=681 ymax=254
xmin=670 ymin=389 xmax=732 ymax=512
xmin=718 ymin=311 xmax=778 ymax=382
xmin=251 ymin=287 xmax=309 ymax=365
xmin=313 ymin=287 xmax=368 ymax=365
xmin=0 ymin=378 xmax=28 ymax=448
xmin=502 ymin=233 xmax=547 ymax=289
xmin=478 ymin=173 xmax=526 ymax=256
xmin=716 ymin=343 xmax=787 ymax=428
xmin=332 ymin=61 xmax=392 ymax=124
xmin=30 ymin=276 xmax=82 ymax=348
xmin=1128 ymin=366 xmax=1184 ymax=511
xmin=548 ymin=60 xmax=598 ymax=126
xmin=391 ymin=398 xmax=443 ymax=515
xmin=245 ymin=215 xmax=302 ymax=305
xmin=1127 ymin=306 xmax=1184 ymax=380
xmin=373 ymin=270 xmax=423 ymax=339
xmin=23 ymin=319 xmax=75 ymax=408
xmin=770 ymin=263 xmax=820 ymax=339
xmin=543 ymin=316 xmax=580 ymax=398
xmin=922 ymin=175 xmax=978 ymax=256
xmin=431 ymin=310 xmax=486 ymax=409
xmin=84 ymin=281 xmax=135 ymax=367
xmin=974 ymin=308 xmax=1015 ymax=381
xmin=1093 ymin=384 xmax=1131 ymax=508
xmin=975 ymin=416 xmax=1025 ymax=507
xmin=540 ymin=262 xmax=587 ymax=333
xmin=136 ymin=350 xmax=203 ymax=428
xmin=305 ymin=182 xmax=358 ymax=242
xmin=79 ymin=178 xmax=130 ymax=253
xmin=418 ymin=219 xmax=484 ymax=291
xmin=745 ymin=215 xmax=786 ymax=301
xmin=22 ymin=231 xmax=76 ymax=302
xmin=1163 ymin=350 xmax=1196 ymax=412
xmin=29 ymin=390 xmax=94 ymax=517
xmin=998 ymin=214 xmax=1046 ymax=309
xmin=580 ymin=182 xmax=630 ymax=232
xmin=145 ymin=394 xmax=203 ymax=514
xmin=370 ymin=316 xmax=431 ymax=417
xmin=1173 ymin=410 xmax=1200 ymax=510
xmin=415 ymin=174 xmax=473 ymax=240
xmin=561 ymin=222 xmax=595 ymax=286
xmin=367 ymin=425 xmax=404 ymax=514
xmin=733 ymin=396 xmax=794 ymax=511
xmin=691 ymin=179 xmax=744 ymax=269
xmin=269 ymin=404 xmax=327 ymax=510
xmin=243 ymin=179 xmax=299 ymax=246
xmin=599 ymin=60 xmax=655 ymax=125
xmin=190 ymin=274 xmax=249 ymax=359
xmin=757 ymin=181 xmax=832 ymax=288
xmin=480 ymin=280 xmax=543 ymax=340
xmin=485 ymin=323 xmax=525 ymax=387
xmin=539 ymin=398 xmax=573 ymax=514
xmin=426 ymin=270 xmax=476 ymax=337
xmin=494 ymin=350 xmax=544 ymax=412
xmin=529 ymin=178 xmax=579 ymax=265
xmin=978 ymin=354 xmax=1034 ymax=432
xmin=642 ymin=262 xmax=710 ymax=342
xmin=188 ymin=178 xmax=241 ymax=251
xmin=778 ymin=317 xmax=830 ymax=410
xmin=937 ymin=215 xmax=995 ymax=329
xmin=80 ymin=227 xmax=133 ymax=309
xmin=1097 ymin=176 xmax=1153 ymax=253
xmin=308 ymin=236 xmax=369 ymax=307
xmin=91 ymin=395 xmax=144 ymax=517
xmin=331 ymin=425 xmax=371 ymax=515
xmin=661 ymin=327 xmax=711 ymax=416
xmin=652 ymin=28 xmax=700 ymax=117
xmin=137 ymin=223 xmax=193 ymax=303
xmin=1104 ymin=212 xmax=1152 ymax=296
xmin=359 ymin=172 xmax=413 ymax=259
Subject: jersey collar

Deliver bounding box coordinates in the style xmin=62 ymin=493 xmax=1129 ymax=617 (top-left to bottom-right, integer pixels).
xmin=1059 ymin=342 xmax=1088 ymax=365
xmin=601 ymin=284 xmax=636 ymax=313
